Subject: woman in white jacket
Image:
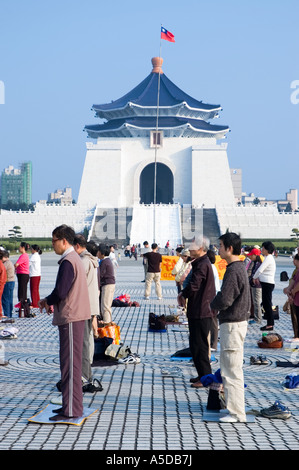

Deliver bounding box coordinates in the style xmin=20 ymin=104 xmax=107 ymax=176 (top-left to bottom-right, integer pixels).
xmin=29 ymin=244 xmax=42 ymax=308
xmin=252 ymin=241 xmax=276 ymax=331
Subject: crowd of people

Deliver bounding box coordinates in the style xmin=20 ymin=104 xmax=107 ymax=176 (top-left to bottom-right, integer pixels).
xmin=0 ymin=225 xmax=298 ymax=424
xmin=0 ymin=242 xmax=42 ymax=318
xmin=171 ymin=235 xmax=299 ymax=422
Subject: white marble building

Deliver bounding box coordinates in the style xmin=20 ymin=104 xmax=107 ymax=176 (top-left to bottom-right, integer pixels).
xmin=1 ymin=57 xmax=298 ymax=244
xmin=78 ymin=57 xmax=236 ymax=245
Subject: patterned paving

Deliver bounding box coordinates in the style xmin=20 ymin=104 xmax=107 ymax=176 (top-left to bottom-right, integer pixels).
xmin=0 ymin=253 xmax=299 ymax=451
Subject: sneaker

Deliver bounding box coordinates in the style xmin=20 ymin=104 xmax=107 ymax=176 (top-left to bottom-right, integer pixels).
xmin=250 ymin=355 xmax=261 ymax=365
xmin=219 ymin=414 xmax=239 ymax=423
xmin=144 ymin=296 xmax=149 ymax=300
xmin=82 ymin=378 xmax=103 ymax=393
xmin=260 ymin=401 xmax=291 ymax=419
xmin=118 ymin=354 xmax=141 ymax=364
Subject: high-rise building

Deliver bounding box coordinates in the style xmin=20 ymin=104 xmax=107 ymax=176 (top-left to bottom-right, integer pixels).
xmin=1 ymin=161 xmax=32 ymax=206
xmin=48 ymin=187 xmax=73 ymax=205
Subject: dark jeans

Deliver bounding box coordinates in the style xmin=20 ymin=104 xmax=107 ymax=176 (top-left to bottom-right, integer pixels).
xmin=2 ymin=281 xmax=15 ymax=317
xmin=260 ymin=282 xmax=275 ymax=326
xmin=188 ymin=317 xmax=212 ymax=379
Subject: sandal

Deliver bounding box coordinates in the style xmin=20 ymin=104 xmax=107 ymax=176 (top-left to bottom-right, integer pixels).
xmin=259 ymin=355 xmax=269 ymax=365
xmin=161 ymin=367 xmax=181 ymax=377
xmin=82 ymin=378 xmax=103 ymax=393
xmin=118 ymin=354 xmax=140 ymax=364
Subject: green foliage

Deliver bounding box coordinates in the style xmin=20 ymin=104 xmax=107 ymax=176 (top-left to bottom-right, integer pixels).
xmin=0 ymin=237 xmax=53 ymax=253
xmin=291 ymin=228 xmax=299 ymax=240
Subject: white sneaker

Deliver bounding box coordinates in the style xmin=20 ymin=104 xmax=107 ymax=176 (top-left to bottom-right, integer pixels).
xmin=144 ymin=296 xmax=149 ymax=300
xmin=219 ymin=414 xmax=239 ymax=423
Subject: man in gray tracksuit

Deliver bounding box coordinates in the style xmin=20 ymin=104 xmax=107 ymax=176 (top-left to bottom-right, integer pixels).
xmin=39 ymin=225 xmax=90 ymax=420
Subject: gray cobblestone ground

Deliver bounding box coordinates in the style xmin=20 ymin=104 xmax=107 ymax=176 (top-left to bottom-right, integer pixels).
xmin=0 ymin=252 xmax=299 ymax=452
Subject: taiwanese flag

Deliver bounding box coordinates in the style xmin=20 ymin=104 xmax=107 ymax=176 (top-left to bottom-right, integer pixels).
xmin=161 ymin=26 xmax=175 ymax=43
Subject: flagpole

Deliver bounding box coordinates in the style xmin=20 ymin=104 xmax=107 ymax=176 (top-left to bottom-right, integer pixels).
xmin=153 ymin=27 xmax=162 ymax=244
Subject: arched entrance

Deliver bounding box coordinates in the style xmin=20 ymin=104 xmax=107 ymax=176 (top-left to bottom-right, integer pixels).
xmin=140 ymin=162 xmax=174 ymax=204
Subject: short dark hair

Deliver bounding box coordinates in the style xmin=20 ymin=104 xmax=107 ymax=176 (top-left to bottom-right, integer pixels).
xmin=86 ymin=240 xmax=98 ymax=256
xmin=73 ymin=233 xmax=87 ymax=247
xmin=98 ymin=243 xmax=110 ymax=257
xmin=151 ymin=243 xmax=158 ymax=250
xmin=52 ymin=225 xmax=75 ymax=245
xmin=294 ymin=254 xmax=299 ymax=261
xmin=219 ymin=232 xmax=242 ymax=255
xmin=176 ymin=246 xmax=183 ymax=254
xmin=262 ymin=241 xmax=275 ymax=254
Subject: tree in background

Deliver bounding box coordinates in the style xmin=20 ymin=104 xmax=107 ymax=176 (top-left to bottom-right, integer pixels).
xmin=8 ymin=225 xmax=22 ymax=249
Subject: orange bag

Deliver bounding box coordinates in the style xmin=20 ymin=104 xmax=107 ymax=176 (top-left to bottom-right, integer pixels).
xmin=98 ymin=322 xmax=121 ymax=345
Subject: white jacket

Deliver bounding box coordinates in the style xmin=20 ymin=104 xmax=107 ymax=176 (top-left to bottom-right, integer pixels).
xmin=253 ymin=254 xmax=276 ymax=284
xmin=29 ymin=252 xmax=41 ymax=277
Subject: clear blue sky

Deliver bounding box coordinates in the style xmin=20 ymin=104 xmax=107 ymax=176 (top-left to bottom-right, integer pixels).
xmin=0 ymin=0 xmax=298 ymax=203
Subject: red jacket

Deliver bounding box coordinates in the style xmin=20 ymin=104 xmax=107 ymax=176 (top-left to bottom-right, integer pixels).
xmin=0 ymin=260 xmax=7 ymax=288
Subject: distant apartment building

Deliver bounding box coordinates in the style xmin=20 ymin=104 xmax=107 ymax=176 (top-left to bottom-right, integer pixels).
xmin=1 ymin=161 xmax=32 ymax=206
xmin=242 ymin=188 xmax=298 ymax=211
xmin=48 ymin=187 xmax=73 ymax=205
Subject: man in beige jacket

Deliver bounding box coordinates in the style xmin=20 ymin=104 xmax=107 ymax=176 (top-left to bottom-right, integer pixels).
xmin=73 ymin=234 xmax=102 ymax=393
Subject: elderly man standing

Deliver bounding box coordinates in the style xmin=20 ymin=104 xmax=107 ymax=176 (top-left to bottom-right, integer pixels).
xmin=39 ymin=225 xmax=90 ymax=421
xmin=178 ymin=235 xmax=216 ymax=389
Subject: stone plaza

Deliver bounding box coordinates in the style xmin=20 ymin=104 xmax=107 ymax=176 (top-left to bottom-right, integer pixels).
xmin=0 ymin=252 xmax=299 ymax=452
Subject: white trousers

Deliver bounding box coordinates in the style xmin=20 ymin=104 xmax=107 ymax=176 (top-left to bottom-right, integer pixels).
xmin=219 ymin=320 xmax=248 ymax=421
xmin=101 ymin=284 xmax=115 ymax=323
xmin=145 ymin=272 xmax=162 ymax=298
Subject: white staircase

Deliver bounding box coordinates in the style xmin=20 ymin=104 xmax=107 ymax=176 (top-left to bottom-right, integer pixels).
xmin=129 ymin=204 xmax=182 ymax=248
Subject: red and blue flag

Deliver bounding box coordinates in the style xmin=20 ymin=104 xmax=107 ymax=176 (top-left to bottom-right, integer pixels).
xmin=161 ymin=27 xmax=175 ymax=43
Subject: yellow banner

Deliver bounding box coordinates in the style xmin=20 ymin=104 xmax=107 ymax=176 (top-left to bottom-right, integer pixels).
xmin=215 ymin=255 xmax=245 ymax=280
xmin=161 ymin=256 xmax=179 ymax=281
xmin=161 ymin=255 xmax=245 ymax=281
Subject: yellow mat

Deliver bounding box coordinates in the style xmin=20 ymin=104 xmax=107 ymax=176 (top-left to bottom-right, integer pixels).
xmin=28 ymin=403 xmax=98 ymax=426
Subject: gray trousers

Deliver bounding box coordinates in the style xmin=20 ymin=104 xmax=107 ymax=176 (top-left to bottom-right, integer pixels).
xmin=59 ymin=320 xmax=85 ymax=418
xmin=82 ymin=318 xmax=92 ymax=382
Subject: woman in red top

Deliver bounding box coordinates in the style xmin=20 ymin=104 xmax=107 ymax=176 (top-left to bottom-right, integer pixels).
xmin=0 ymin=256 xmax=7 ymax=318
xmin=14 ymin=242 xmax=30 ymax=303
